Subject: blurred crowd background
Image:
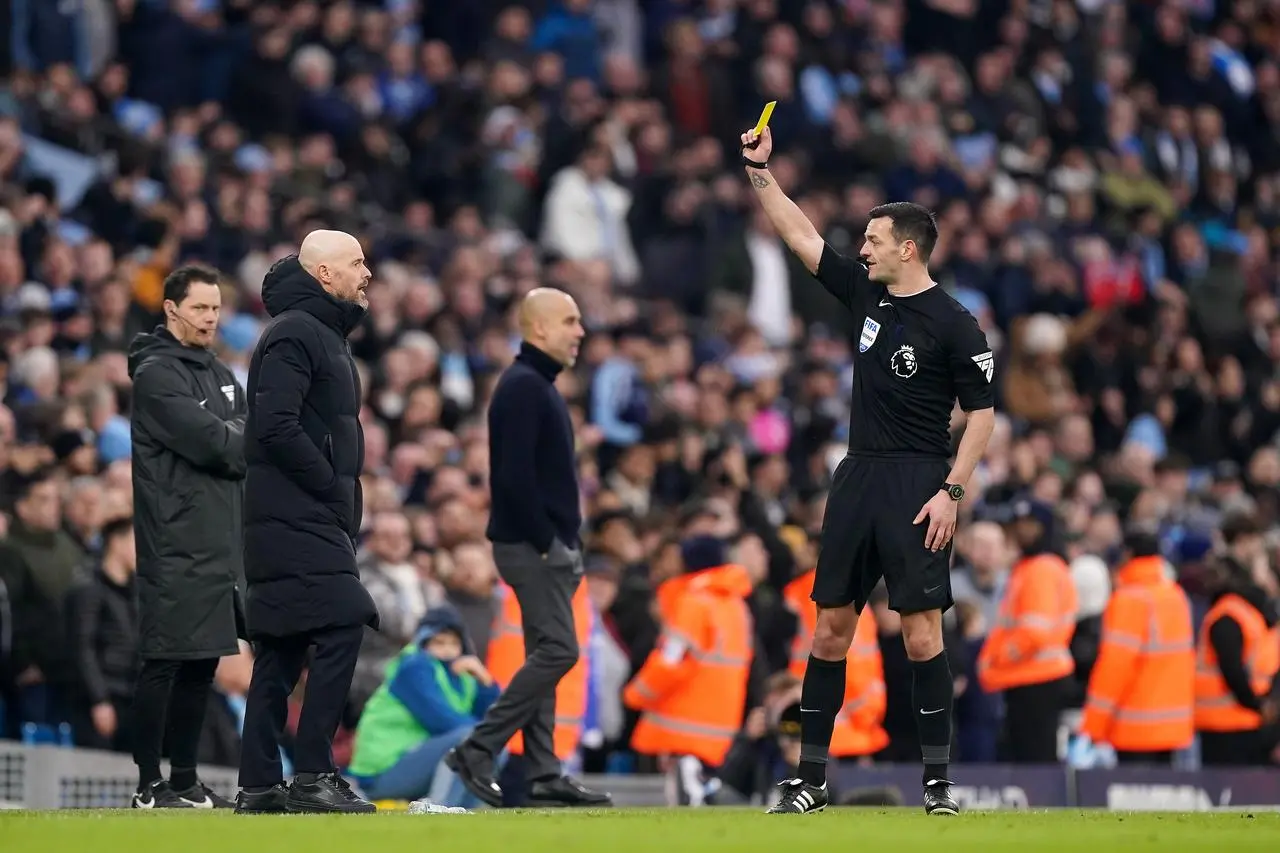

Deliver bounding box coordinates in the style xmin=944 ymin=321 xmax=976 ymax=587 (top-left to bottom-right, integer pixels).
xmin=3 ymin=0 xmax=1280 ymax=796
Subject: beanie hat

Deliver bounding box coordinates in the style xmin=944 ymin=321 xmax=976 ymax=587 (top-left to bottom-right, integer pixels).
xmin=681 ymin=535 xmax=727 ymax=573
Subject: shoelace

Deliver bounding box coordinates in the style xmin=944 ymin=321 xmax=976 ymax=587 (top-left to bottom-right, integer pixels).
xmin=775 ymin=779 xmax=817 ymax=812
xmin=325 ymin=773 xmax=362 ymax=802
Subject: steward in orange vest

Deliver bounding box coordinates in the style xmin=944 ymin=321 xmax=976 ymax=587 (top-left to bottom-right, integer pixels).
xmin=624 ymin=537 xmax=755 ymax=805
xmin=784 ymin=569 xmax=889 ymax=758
xmin=976 ymin=502 xmax=1077 ymax=763
xmin=1081 ymin=530 xmax=1195 ymax=762
xmin=486 ymin=581 xmax=593 ymax=762
xmin=1194 ymin=515 xmax=1280 ymax=766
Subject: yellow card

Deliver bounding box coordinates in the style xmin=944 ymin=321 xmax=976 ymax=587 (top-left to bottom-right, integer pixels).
xmin=753 ymin=101 xmax=777 ymax=135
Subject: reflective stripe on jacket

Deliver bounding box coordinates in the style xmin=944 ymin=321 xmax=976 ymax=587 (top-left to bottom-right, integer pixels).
xmin=624 ymin=564 xmax=754 ymax=766
xmin=1081 ymin=556 xmax=1195 ymax=751
xmin=977 ymin=553 xmax=1078 ymax=692
xmin=1194 ymin=593 xmax=1280 ymax=733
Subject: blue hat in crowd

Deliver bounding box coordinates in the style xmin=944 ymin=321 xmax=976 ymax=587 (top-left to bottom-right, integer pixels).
xmin=413 ymin=605 xmax=474 ymax=655
xmin=97 ymin=416 xmax=132 ymax=463
xmin=219 ymin=314 xmax=261 ymax=353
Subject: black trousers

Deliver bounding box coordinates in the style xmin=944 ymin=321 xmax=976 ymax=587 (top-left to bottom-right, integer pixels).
xmin=1002 ymin=677 xmax=1068 ymax=764
xmin=238 ymin=625 xmax=363 ymax=788
xmin=466 ymin=540 xmax=582 ymax=782
xmin=131 ymin=657 xmax=220 ymax=784
xmin=1116 ymin=749 xmax=1174 ymax=765
xmin=1200 ymin=728 xmax=1280 ymax=766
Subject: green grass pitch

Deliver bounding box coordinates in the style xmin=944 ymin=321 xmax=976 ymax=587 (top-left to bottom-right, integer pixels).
xmin=3 ymin=808 xmax=1280 ymax=852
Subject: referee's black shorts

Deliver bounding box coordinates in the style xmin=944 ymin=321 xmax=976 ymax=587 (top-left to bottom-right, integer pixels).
xmin=813 ymin=453 xmax=954 ymax=614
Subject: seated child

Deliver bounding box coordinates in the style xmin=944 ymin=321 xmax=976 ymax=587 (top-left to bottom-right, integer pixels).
xmin=348 ymin=607 xmax=501 ymax=807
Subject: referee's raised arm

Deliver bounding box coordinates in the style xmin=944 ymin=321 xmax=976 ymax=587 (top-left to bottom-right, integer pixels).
xmin=740 ymin=126 xmax=861 ymax=310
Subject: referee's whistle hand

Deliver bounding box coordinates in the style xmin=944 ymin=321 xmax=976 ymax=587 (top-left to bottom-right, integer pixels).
xmin=913 ymin=491 xmax=958 ymax=552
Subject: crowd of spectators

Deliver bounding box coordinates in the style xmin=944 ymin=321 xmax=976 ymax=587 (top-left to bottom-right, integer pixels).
xmin=3 ymin=0 xmax=1280 ymax=785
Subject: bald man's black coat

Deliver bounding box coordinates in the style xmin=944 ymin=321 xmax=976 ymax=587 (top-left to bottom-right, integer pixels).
xmin=242 ymin=256 xmax=378 ymax=637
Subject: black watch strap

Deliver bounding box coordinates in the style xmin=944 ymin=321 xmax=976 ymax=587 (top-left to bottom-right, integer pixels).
xmin=742 ymin=156 xmax=769 ymax=169
xmin=943 ymin=482 xmax=965 ymax=501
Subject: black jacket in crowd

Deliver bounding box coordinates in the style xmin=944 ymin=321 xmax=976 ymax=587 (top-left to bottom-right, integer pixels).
xmin=66 ymin=563 xmax=140 ymax=706
xmin=128 ymin=326 xmax=248 ymax=659
xmin=243 ymin=256 xmax=378 ymax=638
xmin=486 ymin=341 xmax=582 ymax=553
xmin=0 ymin=542 xmax=59 ymax=684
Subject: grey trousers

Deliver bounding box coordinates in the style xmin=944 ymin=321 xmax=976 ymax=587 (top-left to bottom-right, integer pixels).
xmin=467 ymin=539 xmax=582 ymax=781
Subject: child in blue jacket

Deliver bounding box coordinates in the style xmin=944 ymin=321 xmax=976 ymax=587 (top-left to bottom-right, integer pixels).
xmin=349 ymin=607 xmax=501 ymax=807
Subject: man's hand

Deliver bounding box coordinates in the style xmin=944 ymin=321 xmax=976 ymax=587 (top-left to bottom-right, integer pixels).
xmin=452 ymin=654 xmax=494 ymax=687
xmin=914 ymin=490 xmax=959 ymax=552
xmin=740 ymin=127 xmax=773 ymax=164
xmin=16 ymin=665 xmax=44 ymax=686
xmin=92 ymin=702 xmax=117 ymax=738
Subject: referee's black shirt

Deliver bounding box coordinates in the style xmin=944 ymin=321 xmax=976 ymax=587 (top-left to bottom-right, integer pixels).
xmin=815 ymin=244 xmax=995 ymax=459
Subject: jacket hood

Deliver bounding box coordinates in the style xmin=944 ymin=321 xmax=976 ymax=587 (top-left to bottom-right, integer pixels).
xmin=686 ymin=563 xmax=754 ymax=598
xmin=127 ymin=326 xmax=214 ymax=378
xmin=654 ymin=564 xmax=754 ymax=624
xmin=1114 ymin=555 xmax=1168 ymax=586
xmin=678 ymin=563 xmax=754 ymax=598
xmin=261 ymin=255 xmax=366 ymax=336
xmin=412 ymin=605 xmax=475 ymax=655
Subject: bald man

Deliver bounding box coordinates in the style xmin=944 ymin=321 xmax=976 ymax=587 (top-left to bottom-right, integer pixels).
xmin=445 ymin=289 xmax=611 ymax=808
xmin=236 ymin=233 xmax=379 ymax=814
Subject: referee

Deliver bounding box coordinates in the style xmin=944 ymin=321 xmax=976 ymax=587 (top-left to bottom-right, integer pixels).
xmin=445 ymin=288 xmax=612 ymax=809
xmin=740 ymin=126 xmax=997 ymax=816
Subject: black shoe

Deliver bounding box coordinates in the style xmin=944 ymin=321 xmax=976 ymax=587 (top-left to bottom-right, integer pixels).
xmin=923 ymin=778 xmax=960 ymax=816
xmin=131 ymin=780 xmax=195 ymax=810
xmin=235 ymin=784 xmax=290 ymax=814
xmin=766 ymin=778 xmax=829 ymax=814
xmin=286 ymin=773 xmax=376 ymax=814
xmin=444 ymin=746 xmax=503 ymax=808
xmin=527 ymin=775 xmax=613 ymax=808
xmin=173 ymin=781 xmax=235 ymax=809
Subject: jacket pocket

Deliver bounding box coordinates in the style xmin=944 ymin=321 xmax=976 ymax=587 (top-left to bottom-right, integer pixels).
xmin=319 ymin=433 xmax=350 ymax=524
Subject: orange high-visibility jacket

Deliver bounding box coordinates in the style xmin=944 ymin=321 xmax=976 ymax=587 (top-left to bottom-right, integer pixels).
xmin=1081 ymin=556 xmax=1195 ymax=751
xmin=624 ymin=565 xmax=754 ymax=766
xmin=978 ymin=553 xmax=1079 ymax=692
xmin=1194 ymin=593 xmax=1280 ymax=733
xmin=486 ymin=581 xmax=592 ymax=759
xmin=783 ymin=570 xmax=889 ymax=757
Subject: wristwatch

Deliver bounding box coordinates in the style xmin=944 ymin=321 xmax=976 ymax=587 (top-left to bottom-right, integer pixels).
xmin=942 ymin=482 xmax=965 ymax=501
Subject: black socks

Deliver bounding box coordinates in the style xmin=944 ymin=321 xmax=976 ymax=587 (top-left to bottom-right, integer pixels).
xmin=911 ymin=651 xmax=953 ymax=784
xmin=170 ymin=767 xmax=197 ymax=792
xmin=797 ymin=654 xmax=846 ymax=787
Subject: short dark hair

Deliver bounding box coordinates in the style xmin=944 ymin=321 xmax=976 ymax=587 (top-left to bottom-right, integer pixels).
xmin=1123 ymin=522 xmax=1161 ymax=558
xmin=1222 ymin=512 xmax=1262 ymax=545
xmin=102 ymin=516 xmax=133 ymax=545
xmin=867 ymin=202 xmax=939 ymax=264
xmin=13 ymin=466 xmax=58 ymax=502
xmin=162 ymin=264 xmax=222 ymax=306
